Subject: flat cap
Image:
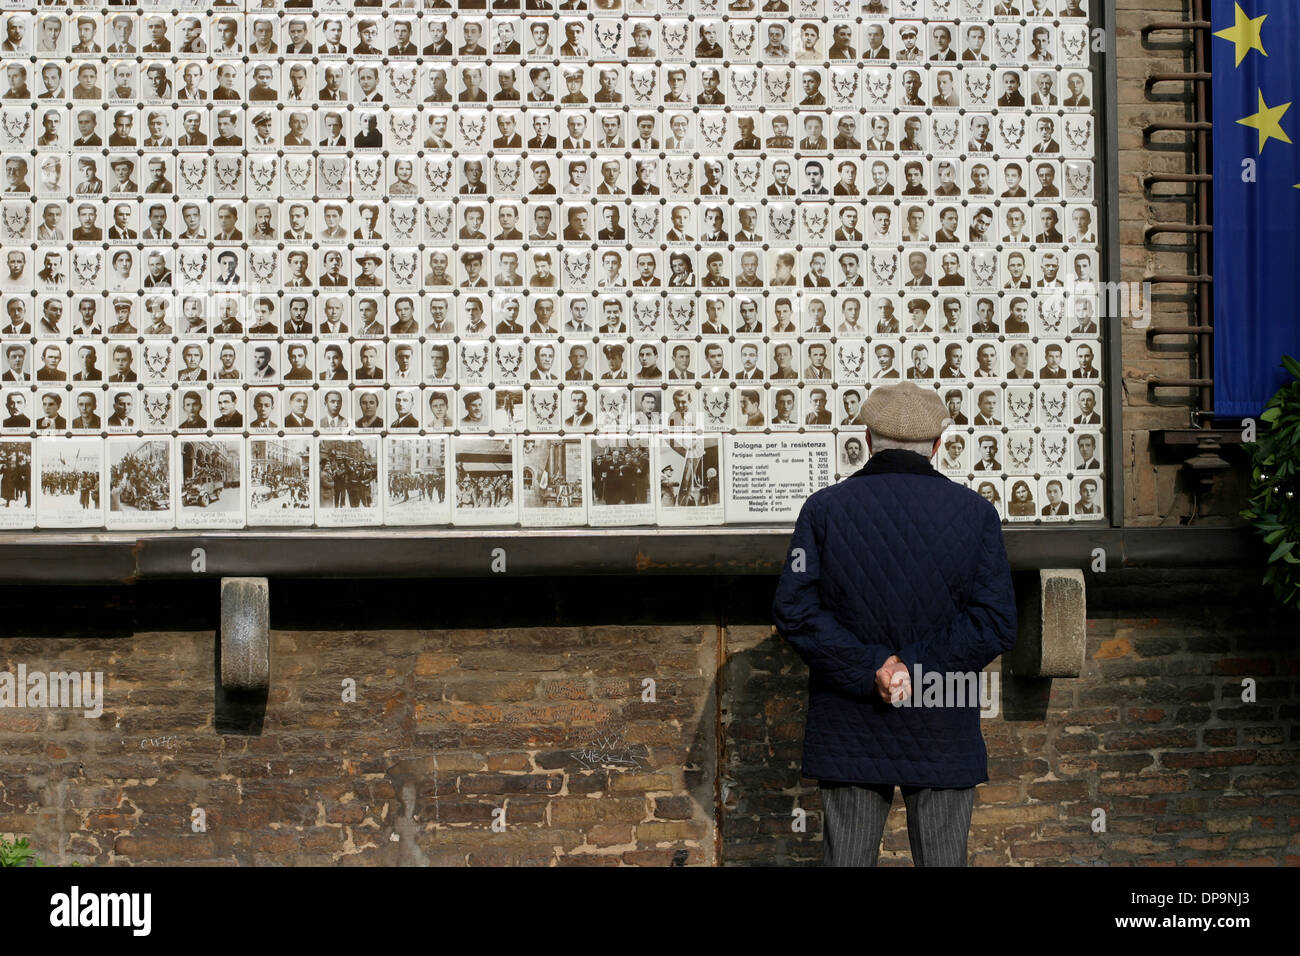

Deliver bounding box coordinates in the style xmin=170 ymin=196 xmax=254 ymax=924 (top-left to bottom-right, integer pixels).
xmin=862 ymin=381 xmax=952 ymax=441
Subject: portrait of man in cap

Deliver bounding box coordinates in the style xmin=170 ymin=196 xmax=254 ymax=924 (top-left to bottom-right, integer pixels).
xmin=108 ymin=157 xmax=137 ymax=193
xmin=354 ymin=253 xmax=383 ymax=288
xmin=250 ymin=111 xmax=276 ymax=148
xmin=108 ymin=300 xmax=136 ymax=336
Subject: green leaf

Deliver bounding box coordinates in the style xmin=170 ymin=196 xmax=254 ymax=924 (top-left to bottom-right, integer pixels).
xmin=1268 ymin=539 xmax=1295 ymax=563
xmin=1243 ymin=366 xmax=1300 ymax=616
xmin=0 ymin=836 xmax=34 ymax=868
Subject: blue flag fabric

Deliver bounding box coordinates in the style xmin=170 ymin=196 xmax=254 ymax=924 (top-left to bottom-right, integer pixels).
xmin=1212 ymin=1 xmax=1300 ymax=417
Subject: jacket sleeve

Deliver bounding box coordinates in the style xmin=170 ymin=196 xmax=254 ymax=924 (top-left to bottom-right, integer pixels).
xmin=896 ymin=505 xmax=1017 ymax=674
xmin=771 ymin=497 xmax=898 ymax=698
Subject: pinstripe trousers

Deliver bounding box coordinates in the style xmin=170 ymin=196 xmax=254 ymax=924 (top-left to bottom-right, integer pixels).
xmin=820 ymin=782 xmax=975 ymax=866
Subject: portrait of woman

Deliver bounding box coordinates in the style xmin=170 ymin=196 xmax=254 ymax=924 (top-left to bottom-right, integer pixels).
xmin=1008 ymin=479 xmax=1036 ymax=517
xmin=666 ymin=251 xmax=695 ymax=288
xmin=976 ymin=480 xmax=1004 ymax=518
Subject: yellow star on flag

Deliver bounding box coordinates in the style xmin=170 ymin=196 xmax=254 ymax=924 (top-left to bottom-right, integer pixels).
xmin=1214 ymin=2 xmax=1268 ymax=67
xmin=1237 ymin=90 xmax=1292 ymax=152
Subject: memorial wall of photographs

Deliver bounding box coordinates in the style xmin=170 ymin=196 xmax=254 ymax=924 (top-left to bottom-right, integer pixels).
xmin=0 ymin=0 xmax=1105 ymax=531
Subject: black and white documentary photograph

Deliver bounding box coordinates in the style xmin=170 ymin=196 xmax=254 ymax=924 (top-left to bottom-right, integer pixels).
xmin=656 ymin=434 xmax=723 ymax=526
xmin=0 ymin=438 xmax=33 ymax=529
xmin=317 ymin=437 xmax=381 ymax=527
xmin=177 ymin=438 xmax=244 ymax=529
xmin=383 ymin=435 xmax=450 ymax=526
xmin=106 ymin=438 xmax=174 ymax=530
xmin=35 ymin=438 xmax=102 ymax=529
xmin=587 ymin=435 xmax=653 ymax=527
xmin=452 ymin=436 xmax=518 ymax=526
xmin=247 ymin=438 xmax=313 ymax=527
xmin=519 ymin=436 xmax=586 ymax=527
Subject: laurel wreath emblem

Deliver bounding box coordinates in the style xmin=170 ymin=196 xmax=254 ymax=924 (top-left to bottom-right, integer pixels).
xmin=388 ymin=113 xmax=416 ymax=148
xmin=730 ymin=69 xmax=758 ymax=104
xmin=629 ymin=70 xmax=657 ymax=103
xmin=2 ymin=111 xmax=31 ymax=147
xmin=1065 ymin=119 xmax=1093 ymax=151
xmin=702 ymin=393 xmax=729 ymax=428
xmin=179 ymin=157 xmax=207 ymax=191
xmin=388 ymin=66 xmax=417 ymax=101
xmin=662 ymin=25 xmax=688 ymax=56
xmin=965 ymin=73 xmax=991 ymax=104
xmin=284 ymin=158 xmax=312 ymax=192
xmin=728 ymin=23 xmax=755 ymax=57
xmin=995 ymin=27 xmax=1021 ymax=59
xmin=764 ymin=70 xmax=791 ymax=102
xmin=425 ymin=205 xmax=452 ymax=240
xmin=2 ymin=206 xmax=30 ymax=239
xmin=830 ymin=72 xmax=859 ymax=108
xmin=594 ymin=22 xmax=622 ymax=57
xmin=248 ymin=159 xmax=276 ymax=194
xmin=143 ymin=394 xmax=171 ymax=427
xmin=461 ymin=344 xmax=489 ymax=382
xmin=668 ymin=301 xmax=693 ymax=335
xmin=354 ymin=158 xmax=383 ymax=194
xmin=768 ymin=207 xmax=795 ymax=240
xmin=870 ymin=252 xmax=899 ymax=286
xmin=144 ymin=346 xmax=172 ymax=381
xmin=1066 ymin=164 xmax=1093 ymax=196
xmin=423 ymin=160 xmax=452 ymax=195
xmin=998 ymin=116 xmax=1026 ymax=151
xmin=213 ymin=157 xmax=241 ymax=191
xmin=319 ymin=158 xmax=347 ymax=192
xmin=633 ymin=299 xmax=660 ymax=335
xmin=73 ymin=252 xmax=102 ymax=285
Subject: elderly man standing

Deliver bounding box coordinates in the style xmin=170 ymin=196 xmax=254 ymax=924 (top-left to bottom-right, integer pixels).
xmin=772 ymin=382 xmax=1016 ymax=866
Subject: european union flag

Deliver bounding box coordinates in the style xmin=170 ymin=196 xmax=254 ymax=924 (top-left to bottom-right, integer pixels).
xmin=1213 ymin=1 xmax=1300 ymax=417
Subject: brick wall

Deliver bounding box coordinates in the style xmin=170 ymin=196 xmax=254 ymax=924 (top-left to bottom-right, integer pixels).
xmin=0 ymin=581 xmax=718 ymax=866
xmin=2 ymin=572 xmax=1296 ymax=866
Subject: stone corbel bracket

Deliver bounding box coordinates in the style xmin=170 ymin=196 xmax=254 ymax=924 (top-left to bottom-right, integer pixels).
xmin=1005 ymin=569 xmax=1086 ymax=678
xmin=221 ymin=577 xmax=270 ymax=691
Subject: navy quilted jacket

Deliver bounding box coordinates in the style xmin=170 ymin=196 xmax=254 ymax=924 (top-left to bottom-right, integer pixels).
xmin=771 ymin=448 xmax=1017 ymax=788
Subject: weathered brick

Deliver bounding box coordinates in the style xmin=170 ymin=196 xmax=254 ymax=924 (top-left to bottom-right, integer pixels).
xmin=635 ymin=821 xmax=705 ymax=842
xmin=458 ymin=773 xmax=563 ymax=796
xmin=550 ymin=798 xmax=646 ymax=827
xmin=653 ymin=795 xmax=695 ymax=820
